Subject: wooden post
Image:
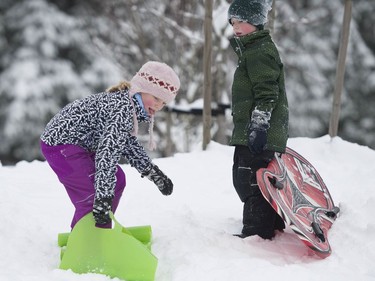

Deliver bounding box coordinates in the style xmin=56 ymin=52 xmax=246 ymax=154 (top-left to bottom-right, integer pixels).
xmin=268 ymin=0 xmax=276 ymax=35
xmin=329 ymin=0 xmax=352 ymax=137
xmin=202 ymin=0 xmax=213 ymax=150
xmin=165 ymin=111 xmax=173 ymax=156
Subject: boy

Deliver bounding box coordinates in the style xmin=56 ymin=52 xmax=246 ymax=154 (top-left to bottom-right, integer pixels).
xmin=228 ymin=0 xmax=289 ymax=239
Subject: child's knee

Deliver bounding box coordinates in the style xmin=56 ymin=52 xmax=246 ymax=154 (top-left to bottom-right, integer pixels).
xmin=233 ymin=166 xmax=259 ymax=202
xmin=115 ymin=166 xmax=126 ymax=189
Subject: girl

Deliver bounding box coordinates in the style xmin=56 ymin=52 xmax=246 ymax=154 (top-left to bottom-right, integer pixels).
xmin=40 ymin=61 xmax=180 ymax=229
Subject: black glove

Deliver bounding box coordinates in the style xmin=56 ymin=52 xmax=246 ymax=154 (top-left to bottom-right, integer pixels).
xmin=92 ymin=197 xmax=112 ymax=225
xmin=143 ymin=165 xmax=173 ymax=195
xmin=248 ymin=109 xmax=271 ymax=154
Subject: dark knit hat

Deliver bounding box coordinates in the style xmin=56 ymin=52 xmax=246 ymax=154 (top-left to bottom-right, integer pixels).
xmin=228 ymin=0 xmax=272 ymax=28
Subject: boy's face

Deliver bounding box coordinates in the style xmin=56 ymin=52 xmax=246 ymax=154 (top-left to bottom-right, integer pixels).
xmin=230 ymin=18 xmax=257 ymax=37
xmin=141 ymin=92 xmax=166 ymax=116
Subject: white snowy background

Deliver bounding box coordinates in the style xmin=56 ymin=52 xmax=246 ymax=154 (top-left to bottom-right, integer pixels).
xmin=1 ymin=135 xmax=375 ymax=281
xmin=1 ymin=0 xmax=375 ymax=164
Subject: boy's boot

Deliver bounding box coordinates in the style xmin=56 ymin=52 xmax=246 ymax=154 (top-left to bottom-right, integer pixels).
xmin=240 ymin=189 xmax=276 ymax=240
xmin=274 ymin=214 xmax=285 ymax=232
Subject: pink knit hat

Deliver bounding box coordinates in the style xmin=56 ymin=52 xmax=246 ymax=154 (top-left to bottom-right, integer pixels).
xmin=129 ymin=61 xmax=180 ymax=151
xmin=130 ymin=61 xmax=180 ymax=104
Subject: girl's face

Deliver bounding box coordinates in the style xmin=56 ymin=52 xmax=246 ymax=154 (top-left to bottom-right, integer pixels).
xmin=230 ymin=18 xmax=257 ymax=37
xmin=141 ymin=92 xmax=166 ymax=116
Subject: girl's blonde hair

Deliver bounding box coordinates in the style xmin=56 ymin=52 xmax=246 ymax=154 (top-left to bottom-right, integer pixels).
xmin=105 ymin=80 xmax=157 ymax=150
xmin=106 ymin=81 xmax=131 ymax=93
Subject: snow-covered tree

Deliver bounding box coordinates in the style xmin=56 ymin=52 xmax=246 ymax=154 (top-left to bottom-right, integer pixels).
xmin=273 ymin=0 xmax=375 ymax=146
xmin=0 ymin=0 xmax=122 ymax=164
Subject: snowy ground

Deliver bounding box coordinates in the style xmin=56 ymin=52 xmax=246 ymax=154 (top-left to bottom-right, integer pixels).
xmin=1 ymin=135 xmax=375 ymax=281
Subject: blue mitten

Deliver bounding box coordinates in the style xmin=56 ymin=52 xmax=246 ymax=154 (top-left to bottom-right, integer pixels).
xmin=248 ymin=109 xmax=271 ymax=154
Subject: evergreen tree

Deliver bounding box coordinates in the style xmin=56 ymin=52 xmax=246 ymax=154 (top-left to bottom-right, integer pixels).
xmin=0 ymin=0 xmax=121 ymax=164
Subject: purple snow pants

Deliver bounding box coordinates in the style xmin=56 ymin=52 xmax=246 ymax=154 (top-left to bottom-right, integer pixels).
xmin=40 ymin=141 xmax=126 ymax=229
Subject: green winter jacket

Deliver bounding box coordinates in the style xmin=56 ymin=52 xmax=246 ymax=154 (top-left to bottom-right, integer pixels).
xmin=229 ymin=30 xmax=289 ymax=153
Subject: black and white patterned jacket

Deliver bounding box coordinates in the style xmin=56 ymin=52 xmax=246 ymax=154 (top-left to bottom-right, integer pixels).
xmin=41 ymin=89 xmax=152 ymax=199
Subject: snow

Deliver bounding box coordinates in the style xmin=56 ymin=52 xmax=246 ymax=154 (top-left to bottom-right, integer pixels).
xmin=1 ymin=135 xmax=375 ymax=281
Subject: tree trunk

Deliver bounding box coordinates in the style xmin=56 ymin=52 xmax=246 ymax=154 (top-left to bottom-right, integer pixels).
xmin=268 ymin=0 xmax=276 ymax=35
xmin=203 ymin=0 xmax=213 ymax=150
xmin=329 ymin=0 xmax=352 ymax=137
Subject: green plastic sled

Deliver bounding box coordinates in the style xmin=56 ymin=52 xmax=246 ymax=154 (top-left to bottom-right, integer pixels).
xmin=58 ymin=212 xmax=158 ymax=281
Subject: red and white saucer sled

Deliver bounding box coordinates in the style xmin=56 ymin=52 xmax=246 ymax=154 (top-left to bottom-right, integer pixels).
xmin=257 ymin=147 xmax=340 ymax=258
